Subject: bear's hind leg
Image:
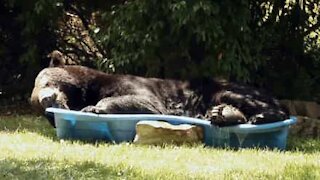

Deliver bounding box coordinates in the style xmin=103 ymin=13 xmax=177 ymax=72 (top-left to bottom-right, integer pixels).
xmin=214 ymin=89 xmax=289 ymax=125
xmin=81 ymin=95 xmax=167 ymax=114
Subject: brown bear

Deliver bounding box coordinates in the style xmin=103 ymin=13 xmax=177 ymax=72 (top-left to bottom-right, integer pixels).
xmin=30 ymin=65 xmax=288 ymax=127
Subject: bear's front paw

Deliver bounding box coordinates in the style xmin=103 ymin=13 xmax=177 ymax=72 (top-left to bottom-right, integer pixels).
xmin=206 ymin=104 xmax=247 ymax=126
xmin=81 ymin=106 xmax=106 ymax=114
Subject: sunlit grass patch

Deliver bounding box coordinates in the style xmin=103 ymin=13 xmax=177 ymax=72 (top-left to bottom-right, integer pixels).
xmin=0 ymin=115 xmax=320 ymax=179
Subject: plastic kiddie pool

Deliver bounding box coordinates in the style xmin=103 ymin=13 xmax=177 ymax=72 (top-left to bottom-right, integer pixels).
xmin=46 ymin=108 xmax=297 ymax=150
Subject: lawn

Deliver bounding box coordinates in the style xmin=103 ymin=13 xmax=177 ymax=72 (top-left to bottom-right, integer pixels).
xmin=0 ymin=114 xmax=320 ymax=179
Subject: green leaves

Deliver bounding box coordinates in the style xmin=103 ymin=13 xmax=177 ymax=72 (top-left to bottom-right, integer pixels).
xmin=99 ymin=0 xmax=262 ymax=79
xmin=1 ymin=0 xmax=320 ymax=101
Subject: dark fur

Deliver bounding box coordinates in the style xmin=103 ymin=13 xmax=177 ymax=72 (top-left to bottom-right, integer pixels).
xmin=31 ymin=65 xmax=288 ymax=127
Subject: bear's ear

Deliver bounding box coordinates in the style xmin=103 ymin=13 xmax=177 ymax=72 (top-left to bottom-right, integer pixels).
xmin=47 ymin=50 xmax=65 ymax=67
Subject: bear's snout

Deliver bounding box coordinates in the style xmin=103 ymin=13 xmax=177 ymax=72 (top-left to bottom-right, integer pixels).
xmin=36 ymin=87 xmax=69 ymax=110
xmin=38 ymin=88 xmax=58 ymax=108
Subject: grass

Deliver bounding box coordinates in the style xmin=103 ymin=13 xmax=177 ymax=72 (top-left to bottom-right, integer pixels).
xmin=1 ymin=114 xmax=320 ymax=179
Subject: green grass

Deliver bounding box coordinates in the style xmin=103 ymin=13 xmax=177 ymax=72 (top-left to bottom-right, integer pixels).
xmin=1 ymin=115 xmax=320 ymax=179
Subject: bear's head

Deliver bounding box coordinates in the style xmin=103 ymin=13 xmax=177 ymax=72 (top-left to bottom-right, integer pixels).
xmin=30 ymin=68 xmax=72 ymax=113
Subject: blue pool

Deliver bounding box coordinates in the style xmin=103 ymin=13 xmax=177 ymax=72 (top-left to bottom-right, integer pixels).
xmin=46 ymin=108 xmax=297 ymax=150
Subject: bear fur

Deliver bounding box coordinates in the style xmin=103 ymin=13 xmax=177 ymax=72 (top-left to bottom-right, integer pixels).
xmin=47 ymin=50 xmax=66 ymax=67
xmin=30 ymin=65 xmax=288 ymax=127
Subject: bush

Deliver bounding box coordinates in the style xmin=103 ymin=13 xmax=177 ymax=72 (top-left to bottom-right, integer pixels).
xmin=0 ymin=0 xmax=62 ymax=102
xmin=0 ymin=0 xmax=319 ymax=102
xmin=97 ymin=0 xmax=263 ymax=80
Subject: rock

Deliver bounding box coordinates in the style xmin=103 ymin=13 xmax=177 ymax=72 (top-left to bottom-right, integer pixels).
xmin=133 ymin=121 xmax=204 ymax=145
xmin=280 ymin=100 xmax=320 ymax=119
xmin=280 ymin=100 xmax=297 ymax=115
xmin=280 ymin=100 xmax=320 ymax=138
xmin=289 ymin=116 xmax=320 ymax=138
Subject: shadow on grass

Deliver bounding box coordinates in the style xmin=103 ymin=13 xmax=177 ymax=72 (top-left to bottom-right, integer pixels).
xmin=0 ymin=158 xmax=153 ymax=179
xmin=286 ymin=136 xmax=320 ymax=153
xmin=0 ymin=115 xmax=56 ymax=139
xmin=0 ymin=115 xmax=119 ymax=145
xmin=0 ymin=157 xmax=319 ymax=179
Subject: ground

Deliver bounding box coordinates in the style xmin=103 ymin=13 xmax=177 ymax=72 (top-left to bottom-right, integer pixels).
xmin=0 ymin=103 xmax=320 ymax=179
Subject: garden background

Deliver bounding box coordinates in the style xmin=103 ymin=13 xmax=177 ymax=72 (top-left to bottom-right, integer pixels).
xmin=0 ymin=0 xmax=320 ymax=105
xmin=1 ymin=1 xmax=320 ymax=179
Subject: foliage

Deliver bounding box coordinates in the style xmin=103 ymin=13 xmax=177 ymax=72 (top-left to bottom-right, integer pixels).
xmin=98 ymin=0 xmax=261 ymax=80
xmin=96 ymin=0 xmax=320 ymax=99
xmin=250 ymin=0 xmax=320 ymax=100
xmin=0 ymin=0 xmax=63 ymax=102
xmin=0 ymin=0 xmax=320 ymax=102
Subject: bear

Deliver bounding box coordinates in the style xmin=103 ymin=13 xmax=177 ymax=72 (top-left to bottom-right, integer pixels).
xmin=30 ymin=65 xmax=288 ymax=128
xmin=47 ymin=50 xmax=66 ymax=67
